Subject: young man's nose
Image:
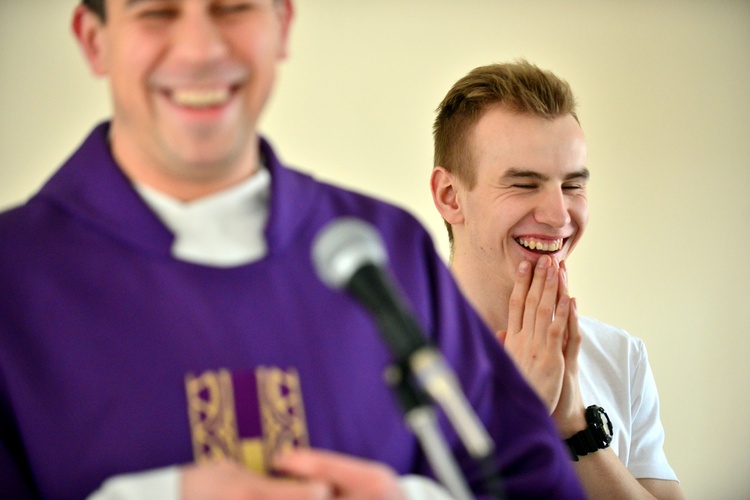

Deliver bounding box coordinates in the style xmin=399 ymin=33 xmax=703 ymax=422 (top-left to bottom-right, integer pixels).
xmin=534 ymin=188 xmax=571 ymax=228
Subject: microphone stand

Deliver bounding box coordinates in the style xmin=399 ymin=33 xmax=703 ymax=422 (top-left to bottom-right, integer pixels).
xmin=310 ymin=219 xmax=504 ymax=496
xmin=384 ymin=362 xmax=473 ymax=500
xmin=348 ymin=265 xmax=506 ymax=498
xmin=407 ymin=349 xmax=507 ymax=499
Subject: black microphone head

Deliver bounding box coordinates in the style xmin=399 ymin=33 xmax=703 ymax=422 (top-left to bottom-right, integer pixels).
xmin=312 ymin=218 xmax=388 ymax=289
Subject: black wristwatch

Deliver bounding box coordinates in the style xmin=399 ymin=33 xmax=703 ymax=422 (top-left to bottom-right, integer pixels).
xmin=565 ymin=405 xmax=613 ymax=462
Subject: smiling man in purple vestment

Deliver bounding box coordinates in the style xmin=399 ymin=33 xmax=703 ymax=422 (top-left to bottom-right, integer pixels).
xmin=0 ymin=1 xmax=585 ymax=499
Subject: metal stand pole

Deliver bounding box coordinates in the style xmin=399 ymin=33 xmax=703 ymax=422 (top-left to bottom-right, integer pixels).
xmin=385 ymin=363 xmax=472 ymax=500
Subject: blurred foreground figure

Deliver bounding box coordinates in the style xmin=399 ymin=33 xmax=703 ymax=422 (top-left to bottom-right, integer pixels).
xmin=0 ymin=2 xmax=584 ymax=499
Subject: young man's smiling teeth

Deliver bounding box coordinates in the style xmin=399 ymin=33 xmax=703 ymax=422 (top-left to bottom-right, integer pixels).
xmin=170 ymin=87 xmax=232 ymax=108
xmin=515 ymin=236 xmax=564 ymax=252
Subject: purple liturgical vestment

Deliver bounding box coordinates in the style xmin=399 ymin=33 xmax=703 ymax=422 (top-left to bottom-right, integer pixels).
xmin=0 ymin=123 xmax=584 ymax=499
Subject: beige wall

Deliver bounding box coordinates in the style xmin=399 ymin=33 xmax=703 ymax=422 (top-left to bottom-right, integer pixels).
xmin=2 ymin=1 xmax=749 ymax=497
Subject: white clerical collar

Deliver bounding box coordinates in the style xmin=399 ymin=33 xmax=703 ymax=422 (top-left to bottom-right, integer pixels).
xmin=135 ymin=168 xmax=271 ymax=267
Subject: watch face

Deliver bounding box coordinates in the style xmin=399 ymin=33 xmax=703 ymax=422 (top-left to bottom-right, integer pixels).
xmin=589 ymin=406 xmax=614 ymax=445
xmin=601 ymin=413 xmax=613 ymax=436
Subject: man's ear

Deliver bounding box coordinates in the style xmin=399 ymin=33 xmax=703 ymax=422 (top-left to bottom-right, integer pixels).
xmin=430 ymin=167 xmax=465 ymax=225
xmin=72 ymin=4 xmax=109 ymax=77
xmin=275 ymin=0 xmax=295 ymax=60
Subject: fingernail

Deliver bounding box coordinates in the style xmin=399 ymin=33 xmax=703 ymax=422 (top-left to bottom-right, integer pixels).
xmin=518 ymin=261 xmax=530 ymax=275
xmin=537 ymin=256 xmax=549 ymax=269
xmin=547 ymin=266 xmax=556 ymax=280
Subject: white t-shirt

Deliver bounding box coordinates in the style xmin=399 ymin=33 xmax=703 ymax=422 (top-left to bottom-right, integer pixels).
xmin=578 ymin=316 xmax=678 ymax=480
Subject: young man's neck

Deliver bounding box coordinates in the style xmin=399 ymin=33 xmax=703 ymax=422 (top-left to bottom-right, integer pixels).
xmin=450 ymin=253 xmax=512 ymax=334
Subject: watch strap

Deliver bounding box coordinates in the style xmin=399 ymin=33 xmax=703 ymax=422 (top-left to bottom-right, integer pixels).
xmin=566 ymin=427 xmax=600 ymax=462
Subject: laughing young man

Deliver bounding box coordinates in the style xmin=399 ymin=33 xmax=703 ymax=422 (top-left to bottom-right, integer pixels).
xmin=0 ymin=3 xmax=585 ymax=499
xmin=431 ymin=61 xmax=684 ymax=499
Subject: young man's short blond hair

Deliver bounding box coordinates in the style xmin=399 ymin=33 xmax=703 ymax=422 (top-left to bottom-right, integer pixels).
xmin=434 ymin=60 xmax=578 ymax=190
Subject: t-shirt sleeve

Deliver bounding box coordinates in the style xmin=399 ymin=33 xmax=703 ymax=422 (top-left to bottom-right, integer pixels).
xmin=627 ymin=341 xmax=679 ymax=481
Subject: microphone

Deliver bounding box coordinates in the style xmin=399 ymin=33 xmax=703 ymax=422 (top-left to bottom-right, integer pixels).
xmin=311 ymin=217 xmax=495 ymax=461
xmin=312 ymin=217 xmax=430 ymax=365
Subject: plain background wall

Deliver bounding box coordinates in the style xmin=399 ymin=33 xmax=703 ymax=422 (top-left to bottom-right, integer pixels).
xmin=2 ymin=1 xmax=749 ymax=498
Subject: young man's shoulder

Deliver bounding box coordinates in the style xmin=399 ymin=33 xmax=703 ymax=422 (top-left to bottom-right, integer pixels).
xmin=579 ymin=315 xmax=644 ymax=344
xmin=578 ymin=315 xmax=648 ymax=362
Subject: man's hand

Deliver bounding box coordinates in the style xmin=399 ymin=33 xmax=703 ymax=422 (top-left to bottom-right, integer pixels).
xmin=273 ymin=448 xmax=405 ymax=500
xmin=497 ymin=257 xmax=586 ymax=435
xmin=181 ymin=458 xmax=332 ymax=500
xmin=181 ymin=449 xmax=405 ymax=500
xmin=497 ymin=256 xmax=570 ymax=412
xmin=551 ymin=262 xmax=586 ymax=437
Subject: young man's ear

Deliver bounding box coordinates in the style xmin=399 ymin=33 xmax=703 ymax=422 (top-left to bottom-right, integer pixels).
xmin=430 ymin=167 xmax=465 ymax=226
xmin=72 ymin=4 xmax=108 ymax=77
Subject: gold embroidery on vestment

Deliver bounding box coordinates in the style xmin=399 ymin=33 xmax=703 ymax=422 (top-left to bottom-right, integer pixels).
xmin=185 ymin=366 xmax=308 ymax=473
xmin=185 ymin=369 xmax=242 ymax=463
xmin=257 ymin=366 xmax=309 ymax=466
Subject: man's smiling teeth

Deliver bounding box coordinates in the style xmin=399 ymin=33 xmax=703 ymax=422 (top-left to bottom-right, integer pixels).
xmin=516 ymin=237 xmax=563 ymax=252
xmin=171 ymin=88 xmax=230 ymax=108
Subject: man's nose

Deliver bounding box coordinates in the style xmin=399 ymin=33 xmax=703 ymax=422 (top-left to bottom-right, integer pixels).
xmin=534 ymin=188 xmax=571 ymax=228
xmin=171 ymin=10 xmax=228 ymax=64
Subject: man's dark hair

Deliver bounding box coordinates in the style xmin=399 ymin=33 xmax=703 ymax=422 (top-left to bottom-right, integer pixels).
xmin=80 ymin=0 xmax=285 ymax=21
xmin=82 ymin=0 xmax=106 ymax=21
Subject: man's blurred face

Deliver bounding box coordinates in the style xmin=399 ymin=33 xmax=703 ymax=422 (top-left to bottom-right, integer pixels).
xmin=81 ymin=0 xmax=292 ymax=190
xmin=453 ymin=105 xmax=589 ymax=294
